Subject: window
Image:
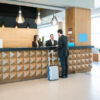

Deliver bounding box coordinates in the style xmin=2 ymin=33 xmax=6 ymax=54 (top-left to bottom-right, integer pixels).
xmin=91 ymin=17 xmax=100 ymax=48
xmin=38 ymin=25 xmax=58 ymax=42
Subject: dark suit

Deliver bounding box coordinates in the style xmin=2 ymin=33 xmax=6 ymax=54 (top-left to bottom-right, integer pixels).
xmin=32 ymin=41 xmax=42 ymax=47
xmin=58 ymin=35 xmax=69 ymax=78
xmin=46 ymin=40 xmax=57 ymax=47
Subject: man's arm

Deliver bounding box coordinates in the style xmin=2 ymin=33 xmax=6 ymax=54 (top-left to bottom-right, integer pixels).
xmin=54 ymin=40 xmax=58 ymax=46
xmin=58 ymin=38 xmax=63 ymax=49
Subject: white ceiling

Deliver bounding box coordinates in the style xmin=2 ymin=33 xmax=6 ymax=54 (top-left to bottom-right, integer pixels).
xmin=95 ymin=0 xmax=100 ymax=8
xmin=92 ymin=0 xmax=100 ymax=17
xmin=17 ymin=0 xmax=94 ymax=8
xmin=0 ymin=0 xmax=94 ymax=10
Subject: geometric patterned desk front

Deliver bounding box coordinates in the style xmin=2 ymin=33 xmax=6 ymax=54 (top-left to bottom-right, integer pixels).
xmin=0 ymin=48 xmax=92 ymax=84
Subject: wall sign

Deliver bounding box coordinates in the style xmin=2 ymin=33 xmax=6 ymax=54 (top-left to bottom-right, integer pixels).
xmin=79 ymin=33 xmax=88 ymax=42
xmin=68 ymin=28 xmax=72 ymax=34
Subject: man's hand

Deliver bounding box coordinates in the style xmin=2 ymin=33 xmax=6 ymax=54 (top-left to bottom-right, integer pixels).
xmin=50 ymin=50 xmax=54 ymax=54
xmin=56 ymin=45 xmax=58 ymax=47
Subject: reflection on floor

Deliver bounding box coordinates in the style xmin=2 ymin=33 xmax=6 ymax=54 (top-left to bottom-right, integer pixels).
xmin=0 ymin=62 xmax=100 ymax=100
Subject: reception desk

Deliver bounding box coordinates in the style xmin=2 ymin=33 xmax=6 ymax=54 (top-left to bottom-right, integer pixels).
xmin=0 ymin=46 xmax=93 ymax=84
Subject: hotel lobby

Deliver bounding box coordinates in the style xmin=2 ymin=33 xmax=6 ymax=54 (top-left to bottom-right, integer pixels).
xmin=0 ymin=0 xmax=100 ymax=100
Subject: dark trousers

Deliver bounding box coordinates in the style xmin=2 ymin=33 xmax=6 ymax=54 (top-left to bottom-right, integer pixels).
xmin=59 ymin=56 xmax=69 ymax=77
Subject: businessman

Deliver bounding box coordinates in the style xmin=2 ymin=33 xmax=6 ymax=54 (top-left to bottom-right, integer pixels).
xmin=57 ymin=29 xmax=69 ymax=78
xmin=46 ymin=34 xmax=57 ymax=47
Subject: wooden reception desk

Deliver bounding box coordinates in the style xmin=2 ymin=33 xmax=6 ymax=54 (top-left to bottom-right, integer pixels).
xmin=0 ymin=46 xmax=93 ymax=84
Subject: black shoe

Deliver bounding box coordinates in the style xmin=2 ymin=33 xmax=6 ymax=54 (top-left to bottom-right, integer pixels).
xmin=64 ymin=75 xmax=68 ymax=78
xmin=62 ymin=76 xmax=65 ymax=78
xmin=60 ymin=74 xmax=68 ymax=78
xmin=61 ymin=75 xmax=66 ymax=78
xmin=59 ymin=76 xmax=62 ymax=78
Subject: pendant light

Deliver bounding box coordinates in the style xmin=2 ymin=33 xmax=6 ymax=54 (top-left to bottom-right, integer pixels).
xmin=51 ymin=11 xmax=58 ymax=25
xmin=16 ymin=6 xmax=25 ymax=24
xmin=35 ymin=8 xmax=42 ymax=25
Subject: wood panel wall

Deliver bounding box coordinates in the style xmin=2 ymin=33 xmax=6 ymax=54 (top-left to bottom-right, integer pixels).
xmin=66 ymin=8 xmax=75 ymax=42
xmin=66 ymin=8 xmax=91 ymax=46
xmin=75 ymin=8 xmax=91 ymax=46
xmin=0 ymin=27 xmax=38 ymax=48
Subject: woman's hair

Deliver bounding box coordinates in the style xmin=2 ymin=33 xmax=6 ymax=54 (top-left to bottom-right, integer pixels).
xmin=34 ymin=35 xmax=38 ymax=42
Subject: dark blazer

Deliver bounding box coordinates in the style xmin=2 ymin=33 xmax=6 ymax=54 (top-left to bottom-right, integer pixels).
xmin=32 ymin=41 xmax=42 ymax=47
xmin=46 ymin=40 xmax=57 ymax=47
xmin=58 ymin=35 xmax=69 ymax=57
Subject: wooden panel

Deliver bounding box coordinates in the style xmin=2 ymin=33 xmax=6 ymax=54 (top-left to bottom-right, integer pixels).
xmin=93 ymin=54 xmax=99 ymax=62
xmin=66 ymin=8 xmax=91 ymax=46
xmin=75 ymin=8 xmax=91 ymax=46
xmin=0 ymin=27 xmax=38 ymax=48
xmin=0 ymin=48 xmax=92 ymax=84
xmin=66 ymin=8 xmax=75 ymax=42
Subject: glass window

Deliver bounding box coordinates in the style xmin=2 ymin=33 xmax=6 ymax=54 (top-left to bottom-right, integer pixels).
xmin=38 ymin=25 xmax=58 ymax=42
xmin=91 ymin=17 xmax=100 ymax=48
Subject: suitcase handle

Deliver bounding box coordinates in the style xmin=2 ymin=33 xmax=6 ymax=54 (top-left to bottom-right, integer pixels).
xmin=48 ymin=51 xmax=55 ymax=66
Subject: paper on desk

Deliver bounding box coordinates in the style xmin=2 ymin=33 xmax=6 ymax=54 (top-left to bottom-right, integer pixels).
xmin=0 ymin=39 xmax=3 ymax=48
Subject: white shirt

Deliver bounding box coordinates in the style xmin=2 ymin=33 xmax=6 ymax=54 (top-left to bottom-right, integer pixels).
xmin=36 ymin=42 xmax=39 ymax=47
xmin=51 ymin=40 xmax=54 ymax=45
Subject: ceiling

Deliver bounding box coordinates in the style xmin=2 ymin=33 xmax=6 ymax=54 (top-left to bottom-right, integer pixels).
xmin=92 ymin=0 xmax=100 ymax=17
xmin=0 ymin=0 xmax=94 ymax=10
xmin=2 ymin=0 xmax=100 ymax=19
xmin=95 ymin=0 xmax=100 ymax=8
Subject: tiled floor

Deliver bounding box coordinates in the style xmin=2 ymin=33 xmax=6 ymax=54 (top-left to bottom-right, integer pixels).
xmin=0 ymin=63 xmax=100 ymax=100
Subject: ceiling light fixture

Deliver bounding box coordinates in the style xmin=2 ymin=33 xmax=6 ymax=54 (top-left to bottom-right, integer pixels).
xmin=51 ymin=12 xmax=58 ymax=25
xmin=35 ymin=8 xmax=42 ymax=25
xmin=16 ymin=6 xmax=25 ymax=24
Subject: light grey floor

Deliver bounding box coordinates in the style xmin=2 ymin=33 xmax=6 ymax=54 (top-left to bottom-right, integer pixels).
xmin=0 ymin=63 xmax=100 ymax=100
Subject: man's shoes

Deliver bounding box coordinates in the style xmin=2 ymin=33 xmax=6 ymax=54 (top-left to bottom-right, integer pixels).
xmin=59 ymin=75 xmax=64 ymax=78
xmin=60 ymin=75 xmax=68 ymax=78
xmin=64 ymin=75 xmax=68 ymax=78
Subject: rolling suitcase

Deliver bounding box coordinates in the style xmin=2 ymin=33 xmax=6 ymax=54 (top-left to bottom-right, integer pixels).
xmin=47 ymin=51 xmax=59 ymax=81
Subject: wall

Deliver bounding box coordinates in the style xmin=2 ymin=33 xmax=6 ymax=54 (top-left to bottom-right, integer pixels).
xmin=0 ymin=27 xmax=38 ymax=48
xmin=66 ymin=8 xmax=91 ymax=46
xmin=75 ymin=8 xmax=91 ymax=46
xmin=66 ymin=8 xmax=75 ymax=42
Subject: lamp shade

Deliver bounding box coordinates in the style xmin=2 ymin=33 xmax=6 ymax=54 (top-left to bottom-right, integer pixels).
xmin=51 ymin=15 xmax=58 ymax=25
xmin=35 ymin=12 xmax=42 ymax=25
xmin=16 ymin=9 xmax=25 ymax=24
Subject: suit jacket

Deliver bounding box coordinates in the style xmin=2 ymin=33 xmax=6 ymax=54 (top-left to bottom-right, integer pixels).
xmin=46 ymin=40 xmax=57 ymax=47
xmin=32 ymin=41 xmax=42 ymax=47
xmin=58 ymin=35 xmax=69 ymax=57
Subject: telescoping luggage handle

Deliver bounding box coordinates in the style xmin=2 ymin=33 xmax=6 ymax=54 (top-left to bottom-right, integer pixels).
xmin=48 ymin=51 xmax=55 ymax=66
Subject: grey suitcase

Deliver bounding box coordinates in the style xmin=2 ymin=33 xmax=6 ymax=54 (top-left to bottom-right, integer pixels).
xmin=47 ymin=51 xmax=59 ymax=81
